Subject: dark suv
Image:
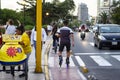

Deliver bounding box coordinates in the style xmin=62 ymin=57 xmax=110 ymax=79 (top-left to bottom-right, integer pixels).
xmin=93 ymin=24 xmax=120 ymax=49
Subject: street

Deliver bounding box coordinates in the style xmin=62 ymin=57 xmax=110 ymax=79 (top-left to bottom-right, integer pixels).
xmin=73 ymin=31 xmax=120 ymax=80
xmin=48 ymin=31 xmax=120 ymax=80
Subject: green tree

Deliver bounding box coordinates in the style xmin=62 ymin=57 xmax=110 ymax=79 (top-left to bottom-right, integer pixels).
xmin=110 ymin=1 xmax=120 ymax=24
xmin=0 ymin=9 xmax=19 ymax=25
xmin=17 ymin=0 xmax=36 ymax=25
xmin=99 ymin=11 xmax=108 ymax=24
xmin=53 ymin=0 xmax=75 ymax=20
xmin=42 ymin=2 xmax=54 ymax=24
xmin=42 ymin=0 xmax=75 ymax=25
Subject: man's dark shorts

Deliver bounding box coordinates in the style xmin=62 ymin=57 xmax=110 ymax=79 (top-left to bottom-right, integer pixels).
xmin=59 ymin=43 xmax=71 ymax=52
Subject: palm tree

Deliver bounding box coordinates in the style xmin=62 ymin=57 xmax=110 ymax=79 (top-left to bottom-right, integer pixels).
xmin=110 ymin=0 xmax=120 ymax=24
xmin=99 ymin=11 xmax=108 ymax=24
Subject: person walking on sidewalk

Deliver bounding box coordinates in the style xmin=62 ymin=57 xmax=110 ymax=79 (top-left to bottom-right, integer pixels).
xmin=31 ymin=27 xmax=47 ymax=52
xmin=16 ymin=24 xmax=32 ymax=77
xmin=47 ymin=23 xmax=53 ymax=36
xmin=51 ymin=24 xmax=59 ymax=49
xmin=57 ymin=20 xmax=74 ymax=67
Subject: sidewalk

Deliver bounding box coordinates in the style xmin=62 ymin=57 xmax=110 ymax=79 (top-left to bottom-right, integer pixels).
xmin=0 ymin=36 xmax=52 ymax=80
xmin=47 ymin=37 xmax=87 ymax=80
xmin=0 ymin=35 xmax=87 ymax=80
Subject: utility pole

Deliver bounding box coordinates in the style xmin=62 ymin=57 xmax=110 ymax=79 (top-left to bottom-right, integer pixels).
xmin=0 ymin=0 xmax=1 ymax=23
xmin=35 ymin=0 xmax=42 ymax=73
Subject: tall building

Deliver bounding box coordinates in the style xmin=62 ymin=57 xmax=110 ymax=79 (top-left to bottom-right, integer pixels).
xmin=77 ymin=3 xmax=88 ymax=23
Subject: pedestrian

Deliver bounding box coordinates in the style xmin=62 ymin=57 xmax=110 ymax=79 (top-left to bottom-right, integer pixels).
xmin=42 ymin=27 xmax=47 ymax=46
xmin=31 ymin=27 xmax=47 ymax=54
xmin=0 ymin=19 xmax=16 ymax=34
xmin=15 ymin=24 xmax=32 ymax=77
xmin=47 ymin=23 xmax=53 ymax=35
xmin=51 ymin=24 xmax=59 ymax=49
xmin=57 ymin=20 xmax=74 ymax=67
xmin=0 ymin=19 xmax=16 ymax=72
xmin=31 ymin=27 xmax=36 ymax=50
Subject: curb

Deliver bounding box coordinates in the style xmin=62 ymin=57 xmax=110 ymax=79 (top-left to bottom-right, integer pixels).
xmin=42 ymin=36 xmax=52 ymax=80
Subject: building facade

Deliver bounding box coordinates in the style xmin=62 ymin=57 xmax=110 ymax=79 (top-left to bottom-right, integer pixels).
xmin=97 ymin=0 xmax=117 ymax=16
xmin=77 ymin=3 xmax=88 ymax=23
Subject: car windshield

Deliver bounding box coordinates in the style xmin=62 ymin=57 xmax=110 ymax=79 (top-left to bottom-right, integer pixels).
xmin=100 ymin=26 xmax=120 ymax=33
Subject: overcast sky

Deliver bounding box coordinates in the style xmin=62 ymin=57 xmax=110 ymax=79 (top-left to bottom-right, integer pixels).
xmin=1 ymin=0 xmax=97 ymax=16
xmin=1 ymin=0 xmax=22 ymax=11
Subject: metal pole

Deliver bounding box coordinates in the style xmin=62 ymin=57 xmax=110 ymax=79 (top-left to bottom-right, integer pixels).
xmin=35 ymin=0 xmax=42 ymax=72
xmin=0 ymin=0 xmax=1 ymax=22
xmin=108 ymin=0 xmax=111 ymax=23
xmin=23 ymin=5 xmax=25 ymax=25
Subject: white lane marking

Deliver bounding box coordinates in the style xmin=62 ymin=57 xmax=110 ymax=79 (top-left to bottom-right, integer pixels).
xmin=74 ymin=52 xmax=120 ymax=55
xmin=75 ymin=56 xmax=86 ymax=66
xmin=111 ymin=55 xmax=120 ymax=61
xmin=90 ymin=56 xmax=112 ymax=66
xmin=62 ymin=57 xmax=75 ymax=68
xmin=77 ymin=70 xmax=87 ymax=80
xmin=48 ymin=57 xmax=54 ymax=67
xmin=89 ymin=42 xmax=94 ymax=46
xmin=69 ymin=57 xmax=75 ymax=67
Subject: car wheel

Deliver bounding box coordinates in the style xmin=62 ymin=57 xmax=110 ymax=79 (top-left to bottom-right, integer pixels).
xmin=98 ymin=42 xmax=102 ymax=49
xmin=93 ymin=39 xmax=97 ymax=47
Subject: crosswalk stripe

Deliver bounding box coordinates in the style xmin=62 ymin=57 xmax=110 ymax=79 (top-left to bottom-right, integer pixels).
xmin=74 ymin=52 xmax=120 ymax=55
xmin=89 ymin=42 xmax=94 ymax=46
xmin=90 ymin=56 xmax=112 ymax=66
xmin=48 ymin=57 xmax=75 ymax=67
xmin=69 ymin=57 xmax=75 ymax=67
xmin=62 ymin=57 xmax=75 ymax=67
xmin=49 ymin=55 xmax=120 ymax=67
xmin=111 ymin=55 xmax=120 ymax=62
xmin=75 ymin=56 xmax=86 ymax=66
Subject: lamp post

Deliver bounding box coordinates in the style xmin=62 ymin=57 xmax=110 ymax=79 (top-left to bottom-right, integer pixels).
xmin=17 ymin=0 xmax=26 ymax=25
xmin=0 ymin=0 xmax=1 ymax=23
xmin=22 ymin=1 xmax=26 ymax=26
xmin=108 ymin=0 xmax=111 ymax=23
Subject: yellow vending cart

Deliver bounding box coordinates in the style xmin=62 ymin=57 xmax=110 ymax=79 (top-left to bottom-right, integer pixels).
xmin=0 ymin=34 xmax=28 ymax=80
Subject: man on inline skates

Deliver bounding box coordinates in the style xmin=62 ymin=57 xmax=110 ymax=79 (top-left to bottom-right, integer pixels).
xmin=57 ymin=20 xmax=74 ymax=67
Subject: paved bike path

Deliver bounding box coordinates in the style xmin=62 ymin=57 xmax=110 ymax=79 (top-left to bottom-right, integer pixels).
xmin=48 ymin=47 xmax=87 ymax=80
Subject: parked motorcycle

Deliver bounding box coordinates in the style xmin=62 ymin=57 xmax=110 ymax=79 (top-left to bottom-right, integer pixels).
xmin=80 ymin=31 xmax=85 ymax=40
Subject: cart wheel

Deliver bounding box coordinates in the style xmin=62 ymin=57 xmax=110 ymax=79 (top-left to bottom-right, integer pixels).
xmin=3 ymin=66 xmax=6 ymax=71
xmin=24 ymin=61 xmax=28 ymax=80
xmin=18 ymin=65 xmax=21 ymax=71
xmin=11 ymin=66 xmax=15 ymax=76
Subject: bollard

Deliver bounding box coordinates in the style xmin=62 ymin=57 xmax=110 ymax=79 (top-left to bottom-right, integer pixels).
xmin=80 ymin=66 xmax=89 ymax=73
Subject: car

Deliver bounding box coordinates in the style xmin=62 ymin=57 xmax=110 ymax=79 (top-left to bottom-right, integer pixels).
xmin=93 ymin=24 xmax=120 ymax=49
